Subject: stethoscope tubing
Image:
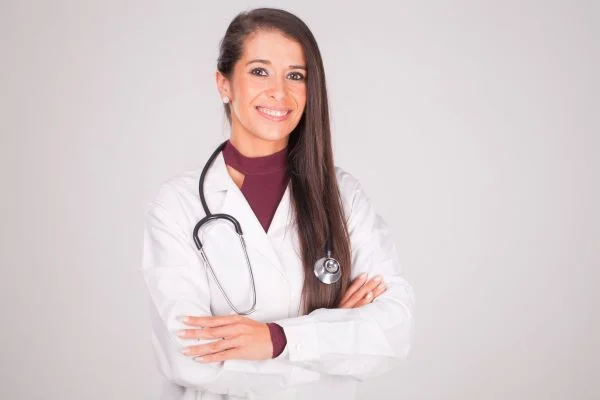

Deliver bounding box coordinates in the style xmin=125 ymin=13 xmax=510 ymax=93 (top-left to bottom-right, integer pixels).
xmin=192 ymin=140 xmax=341 ymax=316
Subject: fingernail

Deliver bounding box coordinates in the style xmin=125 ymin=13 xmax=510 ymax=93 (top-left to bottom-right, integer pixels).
xmin=194 ymin=356 xmax=205 ymax=363
xmin=359 ymin=272 xmax=368 ymax=279
xmin=177 ymin=316 xmax=189 ymax=323
xmin=176 ymin=330 xmax=186 ymax=338
xmin=366 ymin=292 xmax=373 ymax=299
xmin=373 ymin=276 xmax=382 ymax=283
xmin=180 ymin=347 xmax=192 ymax=355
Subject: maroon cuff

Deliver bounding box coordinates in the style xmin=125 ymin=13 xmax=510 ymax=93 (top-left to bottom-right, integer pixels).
xmin=266 ymin=322 xmax=287 ymax=358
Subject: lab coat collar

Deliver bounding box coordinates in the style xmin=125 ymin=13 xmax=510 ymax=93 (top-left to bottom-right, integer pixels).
xmin=202 ymin=152 xmax=230 ymax=192
xmin=203 ymin=151 xmax=293 ymax=279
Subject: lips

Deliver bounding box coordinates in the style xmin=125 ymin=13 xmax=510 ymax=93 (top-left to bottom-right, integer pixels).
xmin=256 ymin=106 xmax=292 ymax=121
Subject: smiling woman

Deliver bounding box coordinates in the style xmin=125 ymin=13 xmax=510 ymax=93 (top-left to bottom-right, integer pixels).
xmin=216 ymin=31 xmax=308 ymax=143
xmin=141 ymin=7 xmax=414 ymax=400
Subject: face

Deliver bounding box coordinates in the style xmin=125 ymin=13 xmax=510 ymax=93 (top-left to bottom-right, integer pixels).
xmin=217 ymin=30 xmax=307 ymax=152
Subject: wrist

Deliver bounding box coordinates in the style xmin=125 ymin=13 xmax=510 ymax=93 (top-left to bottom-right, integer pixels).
xmin=266 ymin=322 xmax=287 ymax=358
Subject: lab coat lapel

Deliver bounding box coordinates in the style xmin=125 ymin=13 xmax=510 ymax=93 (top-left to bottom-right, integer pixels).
xmin=210 ymin=154 xmax=291 ymax=278
xmin=266 ymin=183 xmax=293 ymax=239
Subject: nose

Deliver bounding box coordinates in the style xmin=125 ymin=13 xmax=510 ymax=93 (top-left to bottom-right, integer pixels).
xmin=267 ymin=76 xmax=286 ymax=102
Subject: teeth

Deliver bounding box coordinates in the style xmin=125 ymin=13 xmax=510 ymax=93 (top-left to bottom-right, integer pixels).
xmin=258 ymin=107 xmax=289 ymax=117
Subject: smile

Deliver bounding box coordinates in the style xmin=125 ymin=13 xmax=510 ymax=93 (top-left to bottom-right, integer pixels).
xmin=256 ymin=106 xmax=291 ymax=121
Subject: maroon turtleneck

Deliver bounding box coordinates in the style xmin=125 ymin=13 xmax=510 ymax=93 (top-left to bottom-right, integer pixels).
xmin=221 ymin=139 xmax=288 ymax=358
xmin=222 ymin=140 xmax=289 ymax=232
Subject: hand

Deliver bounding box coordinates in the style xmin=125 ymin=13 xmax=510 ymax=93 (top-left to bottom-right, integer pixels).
xmin=177 ymin=315 xmax=272 ymax=363
xmin=338 ymin=273 xmax=387 ymax=308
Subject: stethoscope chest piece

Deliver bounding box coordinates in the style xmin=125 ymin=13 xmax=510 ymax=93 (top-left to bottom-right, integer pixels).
xmin=314 ymin=254 xmax=341 ymax=284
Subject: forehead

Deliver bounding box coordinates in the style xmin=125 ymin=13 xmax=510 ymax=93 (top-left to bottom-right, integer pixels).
xmin=240 ymin=29 xmax=305 ymax=64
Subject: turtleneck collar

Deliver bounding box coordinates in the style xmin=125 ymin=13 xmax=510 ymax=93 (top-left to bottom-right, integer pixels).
xmin=222 ymin=139 xmax=288 ymax=175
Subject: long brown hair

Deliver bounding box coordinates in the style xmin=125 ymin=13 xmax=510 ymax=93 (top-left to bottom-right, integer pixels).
xmin=216 ymin=8 xmax=351 ymax=314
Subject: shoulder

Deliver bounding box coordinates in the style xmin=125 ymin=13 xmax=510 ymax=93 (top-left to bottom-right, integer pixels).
xmin=146 ymin=167 xmax=202 ymax=216
xmin=333 ymin=165 xmax=366 ymax=216
xmin=334 ymin=165 xmax=360 ymax=193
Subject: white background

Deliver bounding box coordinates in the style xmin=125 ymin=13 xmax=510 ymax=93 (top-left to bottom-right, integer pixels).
xmin=1 ymin=1 xmax=598 ymax=399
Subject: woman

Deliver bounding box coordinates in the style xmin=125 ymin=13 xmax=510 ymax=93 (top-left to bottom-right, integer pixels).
xmin=141 ymin=7 xmax=415 ymax=400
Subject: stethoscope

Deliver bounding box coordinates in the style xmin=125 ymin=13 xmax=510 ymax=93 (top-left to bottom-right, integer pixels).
xmin=192 ymin=141 xmax=342 ymax=315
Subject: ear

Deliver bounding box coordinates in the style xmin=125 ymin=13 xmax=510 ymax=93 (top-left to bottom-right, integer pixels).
xmin=215 ymin=71 xmax=231 ymax=101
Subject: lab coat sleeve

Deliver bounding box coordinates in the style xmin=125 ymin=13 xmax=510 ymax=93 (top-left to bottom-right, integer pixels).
xmin=274 ymin=177 xmax=415 ymax=381
xmin=139 ymin=189 xmax=321 ymax=397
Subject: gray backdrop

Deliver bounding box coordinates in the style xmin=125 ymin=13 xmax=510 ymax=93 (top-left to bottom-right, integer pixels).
xmin=1 ymin=1 xmax=598 ymax=399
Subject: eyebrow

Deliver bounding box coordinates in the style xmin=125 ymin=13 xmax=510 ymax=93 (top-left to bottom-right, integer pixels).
xmin=245 ymin=58 xmax=307 ymax=70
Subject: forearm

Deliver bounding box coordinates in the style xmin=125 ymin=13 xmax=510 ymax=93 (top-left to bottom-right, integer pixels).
xmin=146 ymin=297 xmax=321 ymax=396
xmin=266 ymin=322 xmax=287 ymax=358
xmin=274 ymin=274 xmax=414 ymax=380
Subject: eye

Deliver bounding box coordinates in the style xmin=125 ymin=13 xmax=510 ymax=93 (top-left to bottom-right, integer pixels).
xmin=250 ymin=67 xmax=268 ymax=77
xmin=287 ymin=71 xmax=306 ymax=81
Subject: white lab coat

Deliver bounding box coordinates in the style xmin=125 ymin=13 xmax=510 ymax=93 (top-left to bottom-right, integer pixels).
xmin=140 ymin=151 xmax=415 ymax=400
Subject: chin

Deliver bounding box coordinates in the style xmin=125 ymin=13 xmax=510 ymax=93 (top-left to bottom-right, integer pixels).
xmin=251 ymin=126 xmax=295 ymax=143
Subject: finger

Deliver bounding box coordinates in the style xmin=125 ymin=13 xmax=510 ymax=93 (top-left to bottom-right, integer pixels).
xmin=354 ymin=282 xmax=388 ymax=308
xmin=339 ymin=273 xmax=368 ymax=305
xmin=195 ymin=347 xmax=243 ymax=363
xmin=340 ymin=278 xmax=373 ymax=308
xmin=371 ymin=281 xmax=388 ymax=299
xmin=354 ymin=291 xmax=374 ymax=307
xmin=340 ymin=290 xmax=369 ymax=309
xmin=344 ymin=276 xmax=383 ymax=307
xmin=342 ymin=277 xmax=380 ymax=307
xmin=178 ymin=315 xmax=242 ymax=327
xmin=178 ymin=324 xmax=245 ymax=340
xmin=181 ymin=337 xmax=241 ymax=357
xmin=339 ymin=294 xmax=363 ymax=308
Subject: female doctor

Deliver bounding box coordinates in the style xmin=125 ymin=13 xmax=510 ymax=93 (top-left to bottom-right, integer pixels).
xmin=141 ymin=7 xmax=415 ymax=400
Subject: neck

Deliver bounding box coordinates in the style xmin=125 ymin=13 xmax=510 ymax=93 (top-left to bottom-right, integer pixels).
xmin=222 ymin=138 xmax=288 ymax=177
xmin=229 ymin=132 xmax=288 ymax=157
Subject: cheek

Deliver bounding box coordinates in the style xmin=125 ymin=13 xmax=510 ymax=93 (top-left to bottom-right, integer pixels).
xmin=245 ymin=80 xmax=267 ymax=96
xmin=292 ymin=87 xmax=307 ymax=113
xmin=233 ymin=79 xmax=263 ymax=107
